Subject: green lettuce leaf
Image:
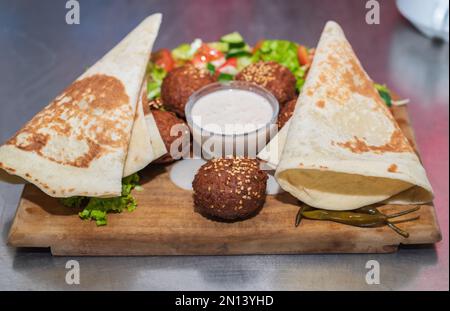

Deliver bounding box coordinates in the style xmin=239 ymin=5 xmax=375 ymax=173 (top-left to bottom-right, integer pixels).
xmin=60 ymin=173 xmax=140 ymax=226
xmin=147 ymin=64 xmax=167 ymax=101
xmin=60 ymin=196 xmax=87 ymax=208
xmin=374 ymin=83 xmax=392 ymax=107
xmin=252 ymin=40 xmax=306 ymax=92
xmin=252 ymin=40 xmax=299 ymax=71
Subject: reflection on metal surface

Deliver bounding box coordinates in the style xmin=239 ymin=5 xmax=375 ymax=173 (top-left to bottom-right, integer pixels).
xmin=0 ymin=194 xmax=5 ymax=227
xmin=388 ymin=21 xmax=449 ymax=104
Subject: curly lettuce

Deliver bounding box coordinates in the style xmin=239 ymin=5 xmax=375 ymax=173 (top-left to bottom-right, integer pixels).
xmin=60 ymin=173 xmax=140 ymax=226
xmin=374 ymin=83 xmax=392 ymax=107
xmin=252 ymin=40 xmax=306 ymax=92
xmin=147 ymin=64 xmax=167 ymax=101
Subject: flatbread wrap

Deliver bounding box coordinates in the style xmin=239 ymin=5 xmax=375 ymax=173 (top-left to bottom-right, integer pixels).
xmin=265 ymin=21 xmax=433 ymax=210
xmin=123 ymin=78 xmax=166 ymax=177
xmin=0 ymin=14 xmax=162 ymax=198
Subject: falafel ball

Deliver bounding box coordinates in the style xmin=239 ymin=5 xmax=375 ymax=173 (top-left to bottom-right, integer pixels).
xmin=152 ymin=109 xmax=190 ymax=164
xmin=235 ymin=61 xmax=296 ymax=105
xmin=278 ymin=97 xmax=298 ymax=129
xmin=193 ymin=157 xmax=268 ymax=220
xmin=161 ymin=64 xmax=216 ymax=117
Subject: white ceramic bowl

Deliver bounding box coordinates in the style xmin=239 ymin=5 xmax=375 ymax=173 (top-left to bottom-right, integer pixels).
xmin=397 ymin=0 xmax=449 ymax=42
xmin=185 ymin=81 xmax=279 ymax=159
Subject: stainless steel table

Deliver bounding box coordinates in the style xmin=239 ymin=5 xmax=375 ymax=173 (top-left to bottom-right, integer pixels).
xmin=0 ymin=0 xmax=448 ymax=290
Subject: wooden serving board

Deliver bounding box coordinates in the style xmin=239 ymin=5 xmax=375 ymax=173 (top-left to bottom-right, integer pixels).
xmin=7 ymin=106 xmax=442 ymax=255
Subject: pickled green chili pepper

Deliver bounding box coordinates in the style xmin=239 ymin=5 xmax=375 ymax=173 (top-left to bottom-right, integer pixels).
xmin=355 ymin=205 xmax=420 ymax=218
xmin=383 ymin=206 xmax=420 ymax=218
xmin=302 ymin=210 xmax=389 ymax=227
xmin=357 ymin=205 xmax=420 ymax=237
xmin=295 ymin=205 xmax=305 ymax=227
xmin=295 ymin=204 xmax=420 ymax=238
xmin=295 ymin=204 xmax=311 ymax=227
xmin=355 ymin=206 xmax=379 ymax=215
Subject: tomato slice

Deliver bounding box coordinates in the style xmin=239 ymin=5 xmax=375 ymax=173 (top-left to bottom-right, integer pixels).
xmin=218 ymin=57 xmax=237 ymax=70
xmin=192 ymin=44 xmax=224 ymax=66
xmin=215 ymin=58 xmax=238 ymax=76
xmin=151 ymin=49 xmax=175 ymax=72
xmin=297 ymin=45 xmax=310 ymax=66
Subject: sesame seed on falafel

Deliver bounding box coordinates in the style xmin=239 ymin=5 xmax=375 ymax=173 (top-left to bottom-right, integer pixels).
xmin=278 ymin=97 xmax=298 ymax=129
xmin=235 ymin=61 xmax=297 ymax=105
xmin=161 ymin=64 xmax=216 ymax=118
xmin=152 ymin=109 xmax=190 ymax=164
xmin=192 ymin=157 xmax=268 ymax=220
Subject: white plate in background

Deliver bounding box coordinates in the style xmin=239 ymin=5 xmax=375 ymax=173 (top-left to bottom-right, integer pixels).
xmin=397 ymin=0 xmax=449 ymax=42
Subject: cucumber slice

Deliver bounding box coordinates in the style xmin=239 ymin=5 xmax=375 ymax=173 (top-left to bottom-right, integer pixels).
xmin=220 ymin=32 xmax=244 ymax=44
xmin=229 ymin=41 xmax=245 ymax=49
xmin=208 ymin=41 xmax=229 ymax=53
xmin=226 ymin=49 xmax=252 ymax=59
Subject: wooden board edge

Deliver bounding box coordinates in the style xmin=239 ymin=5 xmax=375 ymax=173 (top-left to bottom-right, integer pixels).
xmin=6 ymin=185 xmax=30 ymax=247
xmin=49 ymin=241 xmax=400 ymax=256
xmin=401 ymin=203 xmax=443 ymax=246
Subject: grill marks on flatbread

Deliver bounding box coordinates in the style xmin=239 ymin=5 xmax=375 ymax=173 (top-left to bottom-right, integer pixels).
xmin=335 ymin=130 xmax=413 ymax=154
xmin=0 ymin=14 xmax=163 ymax=198
xmin=6 ymin=74 xmax=131 ymax=168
